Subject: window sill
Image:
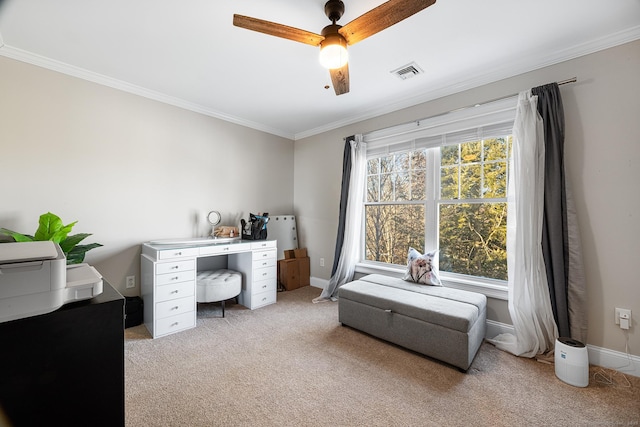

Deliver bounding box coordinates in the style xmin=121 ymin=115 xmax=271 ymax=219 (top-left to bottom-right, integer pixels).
xmin=354 ymin=262 xmax=508 ymax=300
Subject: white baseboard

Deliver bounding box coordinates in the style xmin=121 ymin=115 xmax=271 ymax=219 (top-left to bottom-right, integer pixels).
xmin=586 ymin=344 xmax=640 ymax=378
xmin=484 ymin=320 xmax=640 ymax=378
xmin=310 ymin=276 xmax=328 ymax=289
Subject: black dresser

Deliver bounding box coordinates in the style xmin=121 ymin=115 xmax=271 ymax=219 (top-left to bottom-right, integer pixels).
xmin=0 ymin=281 xmax=125 ymax=426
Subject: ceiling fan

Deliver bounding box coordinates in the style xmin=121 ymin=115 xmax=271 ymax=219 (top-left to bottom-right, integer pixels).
xmin=233 ymin=0 xmax=437 ymax=96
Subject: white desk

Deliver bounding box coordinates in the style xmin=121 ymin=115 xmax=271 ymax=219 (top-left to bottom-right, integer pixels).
xmin=141 ymin=239 xmax=276 ymax=339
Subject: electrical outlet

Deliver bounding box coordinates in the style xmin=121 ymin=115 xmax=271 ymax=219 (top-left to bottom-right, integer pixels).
xmin=615 ymin=308 xmax=632 ymax=329
xmin=320 ymin=258 xmax=325 ymax=267
xmin=126 ymin=275 xmax=136 ymax=289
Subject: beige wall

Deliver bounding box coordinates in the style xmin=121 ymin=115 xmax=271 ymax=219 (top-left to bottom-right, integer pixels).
xmin=1 ymin=39 xmax=638 ymax=357
xmin=294 ymin=40 xmax=640 ymax=356
xmin=0 ymin=56 xmax=294 ymax=296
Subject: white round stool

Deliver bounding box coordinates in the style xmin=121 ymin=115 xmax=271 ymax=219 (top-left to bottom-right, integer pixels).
xmin=196 ymin=269 xmax=242 ymax=317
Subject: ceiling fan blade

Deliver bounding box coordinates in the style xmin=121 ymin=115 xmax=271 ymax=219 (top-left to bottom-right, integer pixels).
xmin=233 ymin=14 xmax=324 ymax=47
xmin=330 ymin=64 xmax=350 ymax=96
xmin=339 ymin=0 xmax=436 ymax=45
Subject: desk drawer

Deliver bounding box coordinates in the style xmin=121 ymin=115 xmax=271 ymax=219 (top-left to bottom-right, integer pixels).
xmin=252 ymin=278 xmax=277 ymax=295
xmin=156 ymin=259 xmax=195 ymax=275
xmin=251 ymin=241 xmax=276 ymax=250
xmin=200 ymin=243 xmax=251 ymax=256
xmin=156 ymin=270 xmax=195 ymax=286
xmin=156 ymin=295 xmax=195 ymax=319
xmin=252 ymin=249 xmax=276 ymax=261
xmin=252 ymin=289 xmax=277 ymax=308
xmin=252 ymin=257 xmax=276 ymax=270
xmin=253 ymin=266 xmax=276 ymax=282
xmin=157 ymin=247 xmax=199 ymax=260
xmin=155 ymin=281 xmax=195 ymax=303
xmin=155 ymin=311 xmax=195 ymax=337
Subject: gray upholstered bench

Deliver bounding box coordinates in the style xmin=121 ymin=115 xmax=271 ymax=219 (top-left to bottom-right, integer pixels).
xmin=338 ymin=274 xmax=486 ymax=371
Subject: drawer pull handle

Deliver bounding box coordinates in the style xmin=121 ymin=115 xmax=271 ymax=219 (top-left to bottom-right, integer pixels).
xmin=262 ymin=297 xmax=267 ymax=301
xmin=171 ymin=266 xmax=179 ymax=269
xmin=262 ymin=272 xmax=267 ymax=276
xmin=171 ymin=290 xmax=179 ymax=294
xmin=171 ymin=322 xmax=179 ymax=327
xmin=384 ymin=309 xmax=392 ymax=313
xmin=171 ymin=276 xmax=179 ymax=280
xmin=262 ymin=262 xmax=267 ymax=266
xmin=262 ymin=285 xmax=267 ymax=289
xmin=171 ymin=306 xmax=179 ymax=310
xmin=224 ymin=247 xmax=229 ymax=251
xmin=176 ymin=252 xmax=182 ymax=256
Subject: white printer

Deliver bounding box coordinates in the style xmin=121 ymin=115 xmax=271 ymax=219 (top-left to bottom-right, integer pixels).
xmin=0 ymin=241 xmax=103 ymax=323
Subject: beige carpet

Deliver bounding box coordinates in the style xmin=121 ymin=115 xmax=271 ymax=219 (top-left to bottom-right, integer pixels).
xmin=125 ymin=286 xmax=640 ymax=427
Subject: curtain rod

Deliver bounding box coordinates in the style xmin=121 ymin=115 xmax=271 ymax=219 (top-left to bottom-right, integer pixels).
xmin=355 ymin=77 xmax=578 ymax=141
xmin=452 ymin=76 xmax=578 ymax=113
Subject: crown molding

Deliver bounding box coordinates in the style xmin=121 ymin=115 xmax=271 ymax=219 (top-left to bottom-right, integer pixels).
xmin=294 ymin=25 xmax=640 ymax=140
xmin=0 ymin=44 xmax=295 ymax=140
xmin=2 ymin=24 xmax=638 ymax=142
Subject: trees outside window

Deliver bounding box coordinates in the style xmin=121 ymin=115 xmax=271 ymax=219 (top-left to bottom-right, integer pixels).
xmin=364 ymin=136 xmax=511 ymax=281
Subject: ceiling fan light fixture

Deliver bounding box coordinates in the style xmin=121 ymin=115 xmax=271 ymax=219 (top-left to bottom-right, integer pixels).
xmin=319 ymin=33 xmax=348 ymax=69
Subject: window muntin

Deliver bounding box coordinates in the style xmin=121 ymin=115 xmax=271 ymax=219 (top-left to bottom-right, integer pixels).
xmin=363 ymin=136 xmax=511 ymax=282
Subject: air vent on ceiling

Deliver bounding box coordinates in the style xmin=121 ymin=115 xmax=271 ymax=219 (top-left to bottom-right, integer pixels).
xmin=391 ymin=62 xmax=424 ymax=80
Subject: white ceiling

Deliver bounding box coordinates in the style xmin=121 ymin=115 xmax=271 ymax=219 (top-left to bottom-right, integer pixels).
xmin=1 ymin=0 xmax=639 ymax=140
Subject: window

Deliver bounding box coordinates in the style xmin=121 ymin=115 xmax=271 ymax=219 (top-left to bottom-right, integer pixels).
xmin=360 ymin=97 xmax=517 ymax=293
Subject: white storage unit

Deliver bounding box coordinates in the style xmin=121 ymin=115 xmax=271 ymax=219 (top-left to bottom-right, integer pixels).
xmin=230 ymin=240 xmax=277 ymax=309
xmin=141 ymin=239 xmax=277 ymax=338
xmin=141 ymin=249 xmax=197 ymax=338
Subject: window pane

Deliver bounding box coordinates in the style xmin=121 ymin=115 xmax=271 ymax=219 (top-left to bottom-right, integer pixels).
xmin=367 ymin=158 xmax=379 ymax=175
xmin=441 ymin=145 xmax=458 ymax=166
xmin=380 ymin=173 xmax=393 ymax=202
xmin=439 ymin=203 xmax=508 ymax=280
xmin=395 ymin=152 xmax=410 ymax=172
xmin=460 ymin=140 xmax=481 ymax=163
xmin=460 ymin=164 xmax=482 ymax=199
xmin=440 ymin=165 xmax=458 ymax=199
xmin=367 ymin=175 xmax=379 ymax=202
xmin=380 ymin=155 xmax=394 ymax=173
xmin=365 ymin=204 xmax=425 ymax=265
xmin=411 ymin=170 xmax=426 ymax=200
xmin=483 ymin=161 xmax=507 ymax=198
xmin=483 ymin=137 xmax=508 ymax=161
xmin=395 ymin=172 xmax=410 ymax=201
xmin=411 ymin=150 xmax=427 ymax=169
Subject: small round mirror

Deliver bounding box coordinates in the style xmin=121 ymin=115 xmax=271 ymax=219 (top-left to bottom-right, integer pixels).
xmin=207 ymin=210 xmax=221 ymax=226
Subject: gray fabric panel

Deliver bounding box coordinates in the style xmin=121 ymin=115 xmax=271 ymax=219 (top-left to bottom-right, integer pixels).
xmin=330 ymin=136 xmax=354 ymax=277
xmin=338 ymin=280 xmax=479 ymax=333
xmin=339 ymin=298 xmax=485 ymax=370
xmin=532 ymin=83 xmax=571 ymax=338
xmin=566 ymin=180 xmax=588 ymax=343
xmin=357 ymin=274 xmax=487 ymax=310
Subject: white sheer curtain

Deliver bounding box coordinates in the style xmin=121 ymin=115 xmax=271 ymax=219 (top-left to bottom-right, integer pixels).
xmin=314 ymin=135 xmax=366 ymax=302
xmin=488 ymin=91 xmax=558 ymax=357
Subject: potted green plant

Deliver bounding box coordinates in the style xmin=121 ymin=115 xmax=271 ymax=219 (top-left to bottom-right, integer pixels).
xmin=0 ymin=212 xmax=102 ymax=265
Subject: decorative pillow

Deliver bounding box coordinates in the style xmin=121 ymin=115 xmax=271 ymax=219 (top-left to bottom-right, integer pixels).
xmin=402 ymin=247 xmax=441 ymax=286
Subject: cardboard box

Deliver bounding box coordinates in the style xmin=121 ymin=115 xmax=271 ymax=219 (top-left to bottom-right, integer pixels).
xmin=278 ymin=248 xmax=310 ymax=290
xmin=297 ymin=256 xmax=310 ymax=286
xmin=278 ymin=259 xmax=300 ymax=290
xmin=294 ymin=248 xmax=308 ymax=258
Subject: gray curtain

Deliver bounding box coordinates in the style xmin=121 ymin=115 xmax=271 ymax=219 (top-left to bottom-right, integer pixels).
xmin=532 ymin=83 xmax=587 ymax=343
xmin=330 ymin=136 xmax=355 ymax=277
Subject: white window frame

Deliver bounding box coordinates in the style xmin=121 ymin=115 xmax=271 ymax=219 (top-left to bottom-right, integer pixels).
xmin=356 ymin=97 xmax=518 ymax=300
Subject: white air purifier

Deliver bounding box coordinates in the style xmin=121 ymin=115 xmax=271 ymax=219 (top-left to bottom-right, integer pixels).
xmin=555 ymin=337 xmax=589 ymax=387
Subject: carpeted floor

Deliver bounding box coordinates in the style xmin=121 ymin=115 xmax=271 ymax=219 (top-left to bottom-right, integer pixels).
xmin=125 ymin=286 xmax=640 ymax=427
